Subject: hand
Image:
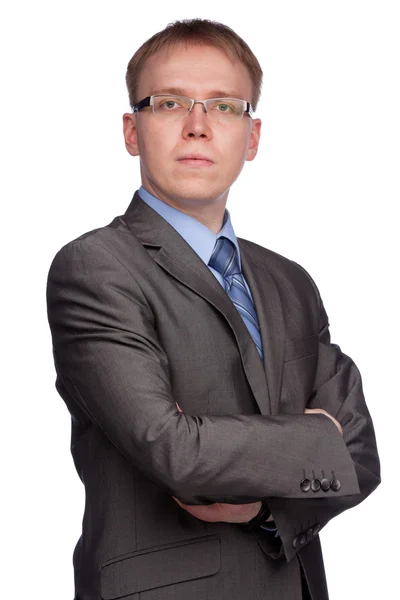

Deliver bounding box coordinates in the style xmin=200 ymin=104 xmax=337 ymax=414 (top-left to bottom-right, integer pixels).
xmin=305 ymin=407 xmax=343 ymax=435
xmin=173 ymin=497 xmax=270 ymax=524
xmin=174 ymin=403 xmax=274 ymax=524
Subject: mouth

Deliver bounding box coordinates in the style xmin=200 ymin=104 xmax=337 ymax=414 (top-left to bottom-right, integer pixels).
xmin=177 ymin=155 xmax=214 ymax=167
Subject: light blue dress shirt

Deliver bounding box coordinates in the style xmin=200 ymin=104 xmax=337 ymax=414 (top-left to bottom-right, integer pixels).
xmin=138 ymin=186 xmax=279 ymax=536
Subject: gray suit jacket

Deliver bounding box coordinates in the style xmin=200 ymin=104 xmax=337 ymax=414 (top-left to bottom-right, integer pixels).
xmin=46 ymin=191 xmax=380 ymax=600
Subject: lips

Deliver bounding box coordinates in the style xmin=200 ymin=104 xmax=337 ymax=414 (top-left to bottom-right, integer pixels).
xmin=177 ymin=154 xmax=214 ymax=166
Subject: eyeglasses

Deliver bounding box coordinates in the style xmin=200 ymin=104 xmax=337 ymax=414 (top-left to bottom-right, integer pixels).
xmin=132 ymin=95 xmax=254 ymax=121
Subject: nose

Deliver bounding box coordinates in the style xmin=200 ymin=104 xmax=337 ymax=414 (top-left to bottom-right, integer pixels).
xmin=182 ymin=101 xmax=212 ymax=140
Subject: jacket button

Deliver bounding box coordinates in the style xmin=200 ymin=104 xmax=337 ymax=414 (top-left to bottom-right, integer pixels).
xmin=330 ymin=478 xmax=341 ymax=491
xmin=299 ymin=532 xmax=307 ymax=545
xmin=321 ymin=478 xmax=331 ymax=491
xmin=293 ymin=536 xmax=301 ymax=549
xmin=300 ymin=478 xmax=311 ymax=492
xmin=306 ymin=527 xmax=313 ymax=541
xmin=311 ymin=478 xmax=321 ymax=492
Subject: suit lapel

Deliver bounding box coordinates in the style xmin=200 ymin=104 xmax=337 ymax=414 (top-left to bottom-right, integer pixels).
xmin=239 ymin=241 xmax=285 ymax=416
xmin=122 ymin=192 xmax=284 ymax=416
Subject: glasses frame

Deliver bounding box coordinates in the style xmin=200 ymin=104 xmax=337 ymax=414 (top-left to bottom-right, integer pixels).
xmin=132 ymin=94 xmax=254 ymax=119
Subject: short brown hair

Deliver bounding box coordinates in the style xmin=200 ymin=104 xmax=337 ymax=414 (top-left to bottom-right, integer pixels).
xmin=125 ymin=19 xmax=263 ymax=111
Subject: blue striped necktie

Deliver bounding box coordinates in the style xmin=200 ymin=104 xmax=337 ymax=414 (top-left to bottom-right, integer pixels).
xmin=209 ymin=236 xmax=264 ymax=360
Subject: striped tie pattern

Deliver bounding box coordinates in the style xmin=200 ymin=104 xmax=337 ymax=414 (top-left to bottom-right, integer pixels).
xmin=209 ymin=236 xmax=264 ymax=360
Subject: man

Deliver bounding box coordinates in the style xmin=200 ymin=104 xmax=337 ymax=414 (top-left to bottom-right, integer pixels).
xmin=46 ymin=18 xmax=380 ymax=600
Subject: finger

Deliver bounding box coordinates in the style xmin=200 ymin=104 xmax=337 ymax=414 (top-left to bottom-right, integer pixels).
xmin=172 ymin=496 xmax=186 ymax=508
xmin=181 ymin=505 xmax=221 ymax=523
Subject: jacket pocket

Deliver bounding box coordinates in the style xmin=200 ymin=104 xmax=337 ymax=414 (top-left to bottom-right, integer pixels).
xmin=284 ymin=334 xmax=318 ymax=363
xmin=100 ymin=534 xmax=221 ymax=599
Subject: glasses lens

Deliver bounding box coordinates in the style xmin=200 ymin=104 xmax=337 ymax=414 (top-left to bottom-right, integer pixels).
xmin=153 ymin=95 xmax=192 ymax=115
xmin=206 ymin=99 xmax=244 ymax=120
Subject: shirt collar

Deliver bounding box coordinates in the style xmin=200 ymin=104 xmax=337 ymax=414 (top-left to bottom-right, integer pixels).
xmin=138 ymin=186 xmax=242 ymax=269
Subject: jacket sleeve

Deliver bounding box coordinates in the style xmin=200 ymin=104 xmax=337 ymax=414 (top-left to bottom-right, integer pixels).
xmin=47 ymin=239 xmax=364 ymax=508
xmin=262 ymin=285 xmax=381 ymax=562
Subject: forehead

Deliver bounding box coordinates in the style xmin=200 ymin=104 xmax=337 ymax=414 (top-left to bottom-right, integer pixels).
xmin=137 ymin=43 xmax=252 ymax=100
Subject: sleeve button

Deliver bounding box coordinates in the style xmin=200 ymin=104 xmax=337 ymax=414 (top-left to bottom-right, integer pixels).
xmin=312 ymin=523 xmax=321 ymax=536
xmin=311 ymin=478 xmax=321 ymax=492
xmin=293 ymin=536 xmax=301 ymax=549
xmin=321 ymin=478 xmax=331 ymax=491
xmin=300 ymin=478 xmax=311 ymax=492
xmin=330 ymin=478 xmax=341 ymax=491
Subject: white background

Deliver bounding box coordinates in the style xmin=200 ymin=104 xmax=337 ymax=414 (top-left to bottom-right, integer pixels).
xmin=1 ymin=1 xmax=398 ymax=598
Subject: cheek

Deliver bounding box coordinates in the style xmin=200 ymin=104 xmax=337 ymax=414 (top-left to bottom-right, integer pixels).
xmin=137 ymin=123 xmax=175 ymax=165
xmin=222 ymin=132 xmax=250 ymax=170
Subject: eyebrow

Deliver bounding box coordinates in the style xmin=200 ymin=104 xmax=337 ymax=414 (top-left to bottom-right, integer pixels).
xmin=148 ymin=87 xmax=245 ymax=99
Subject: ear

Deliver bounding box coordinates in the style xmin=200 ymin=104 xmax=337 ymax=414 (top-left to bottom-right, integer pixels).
xmin=122 ymin=112 xmax=140 ymax=157
xmin=245 ymin=118 xmax=261 ymax=162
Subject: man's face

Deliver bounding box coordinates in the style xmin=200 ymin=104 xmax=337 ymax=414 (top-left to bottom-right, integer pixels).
xmin=123 ymin=43 xmax=261 ymax=209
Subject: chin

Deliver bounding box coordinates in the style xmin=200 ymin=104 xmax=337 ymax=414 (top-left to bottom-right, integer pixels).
xmin=176 ymin=189 xmax=223 ymax=204
xmin=170 ymin=180 xmax=228 ymax=204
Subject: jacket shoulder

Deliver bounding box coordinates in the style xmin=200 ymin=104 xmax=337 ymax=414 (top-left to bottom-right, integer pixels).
xmin=48 ymin=215 xmax=139 ymax=267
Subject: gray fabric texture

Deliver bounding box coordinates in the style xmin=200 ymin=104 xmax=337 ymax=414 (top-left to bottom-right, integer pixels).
xmin=46 ymin=191 xmax=380 ymax=599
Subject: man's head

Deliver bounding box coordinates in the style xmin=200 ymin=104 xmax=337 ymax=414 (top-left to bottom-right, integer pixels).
xmin=123 ymin=19 xmax=263 ymax=219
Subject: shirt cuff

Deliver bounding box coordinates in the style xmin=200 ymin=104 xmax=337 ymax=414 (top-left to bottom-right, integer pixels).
xmin=259 ymin=521 xmax=280 ymax=537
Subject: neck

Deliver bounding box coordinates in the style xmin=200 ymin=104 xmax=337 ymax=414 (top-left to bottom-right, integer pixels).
xmin=141 ymin=183 xmax=228 ymax=234
xmin=171 ymin=202 xmax=226 ymax=234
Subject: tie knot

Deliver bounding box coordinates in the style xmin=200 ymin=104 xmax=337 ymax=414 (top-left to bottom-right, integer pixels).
xmin=208 ymin=236 xmax=241 ymax=278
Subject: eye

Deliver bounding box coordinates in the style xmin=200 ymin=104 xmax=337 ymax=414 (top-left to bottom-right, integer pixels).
xmin=160 ymin=100 xmax=179 ymax=109
xmin=155 ymin=97 xmax=188 ymax=111
xmin=207 ymin=99 xmax=241 ymax=115
xmin=215 ymin=103 xmax=232 ymax=112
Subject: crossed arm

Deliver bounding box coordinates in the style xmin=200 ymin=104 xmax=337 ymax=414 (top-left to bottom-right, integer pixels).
xmin=47 ymin=239 xmax=380 ymax=560
xmin=173 ymin=405 xmax=344 ymax=525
